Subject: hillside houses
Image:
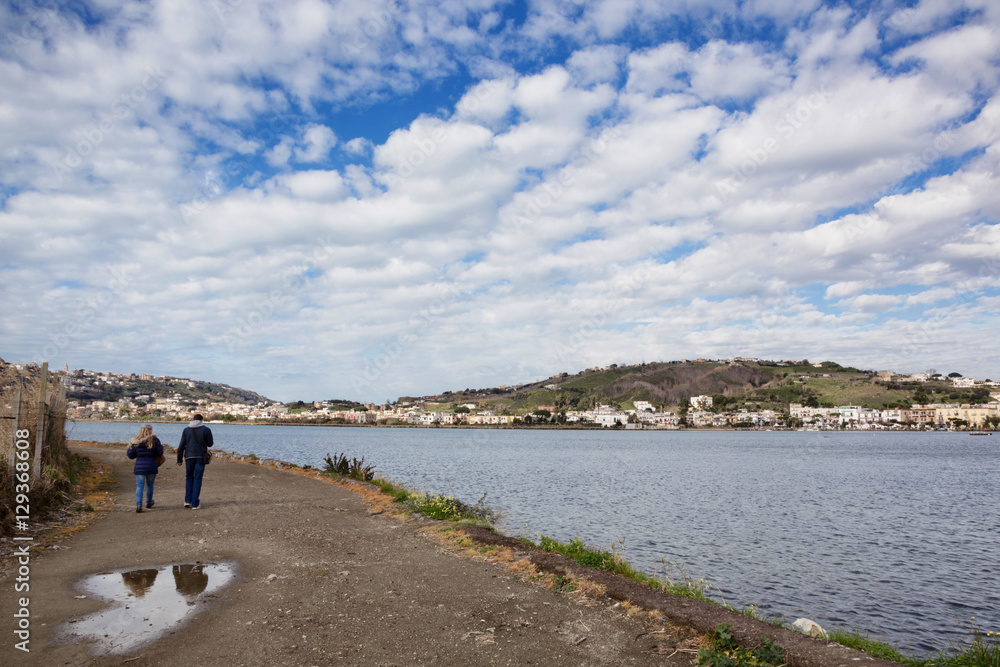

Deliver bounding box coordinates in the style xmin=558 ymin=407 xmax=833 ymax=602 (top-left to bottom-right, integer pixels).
xmin=789 ymin=402 xmax=1000 ymax=429
xmin=16 ymin=361 xmax=998 ymax=431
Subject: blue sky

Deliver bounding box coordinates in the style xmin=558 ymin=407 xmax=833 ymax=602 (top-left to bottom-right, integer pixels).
xmin=2 ymin=0 xmax=999 ymax=402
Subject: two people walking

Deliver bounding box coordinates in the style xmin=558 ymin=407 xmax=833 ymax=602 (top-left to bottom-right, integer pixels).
xmin=127 ymin=414 xmax=213 ymax=512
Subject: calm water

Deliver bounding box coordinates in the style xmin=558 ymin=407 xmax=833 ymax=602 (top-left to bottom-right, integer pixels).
xmin=69 ymin=421 xmax=1000 ymax=655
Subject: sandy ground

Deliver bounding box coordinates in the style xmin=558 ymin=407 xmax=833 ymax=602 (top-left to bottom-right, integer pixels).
xmin=1 ymin=443 xmax=703 ymax=666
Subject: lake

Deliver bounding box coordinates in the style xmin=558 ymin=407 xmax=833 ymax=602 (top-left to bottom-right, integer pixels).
xmin=68 ymin=421 xmax=1000 ymax=656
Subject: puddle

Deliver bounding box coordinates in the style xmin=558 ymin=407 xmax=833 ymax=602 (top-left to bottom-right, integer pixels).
xmin=55 ymin=561 xmax=237 ymax=655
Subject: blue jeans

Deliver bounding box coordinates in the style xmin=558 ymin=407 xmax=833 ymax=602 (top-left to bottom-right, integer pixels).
xmin=185 ymin=459 xmax=206 ymax=507
xmin=135 ymin=474 xmax=156 ymax=506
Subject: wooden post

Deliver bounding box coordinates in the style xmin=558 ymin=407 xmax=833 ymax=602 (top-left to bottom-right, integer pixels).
xmin=7 ymin=380 xmax=21 ymax=476
xmin=32 ymin=362 xmax=48 ymax=483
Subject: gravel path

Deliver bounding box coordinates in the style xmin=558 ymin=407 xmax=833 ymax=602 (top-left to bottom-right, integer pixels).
xmin=2 ymin=443 xmax=700 ymax=666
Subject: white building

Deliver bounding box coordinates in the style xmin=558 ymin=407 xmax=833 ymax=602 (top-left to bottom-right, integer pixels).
xmin=690 ymin=395 xmax=713 ymax=410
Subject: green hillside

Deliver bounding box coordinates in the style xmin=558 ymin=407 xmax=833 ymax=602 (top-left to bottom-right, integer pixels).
xmin=427 ymin=360 xmax=994 ymax=413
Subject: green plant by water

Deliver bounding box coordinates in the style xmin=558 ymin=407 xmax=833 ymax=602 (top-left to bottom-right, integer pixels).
xmin=695 ymin=624 xmax=785 ymax=667
xmin=323 ymin=452 xmax=376 ymax=481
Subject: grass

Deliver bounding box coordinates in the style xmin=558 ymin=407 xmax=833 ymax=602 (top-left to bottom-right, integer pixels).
xmin=363 ymin=477 xmax=498 ymax=526
xmin=828 ymin=629 xmax=924 ymax=666
xmin=518 ymin=535 xmax=714 ymax=601
xmin=519 ymin=535 xmax=1000 ymax=667
xmin=828 ymin=621 xmax=1000 ymax=667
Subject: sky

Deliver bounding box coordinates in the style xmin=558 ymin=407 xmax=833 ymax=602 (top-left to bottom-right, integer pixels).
xmin=2 ymin=0 xmax=999 ymax=403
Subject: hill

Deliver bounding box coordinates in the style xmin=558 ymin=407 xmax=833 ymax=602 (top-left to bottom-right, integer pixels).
xmin=63 ymin=369 xmax=272 ymax=407
xmin=421 ymin=360 xmax=995 ymax=413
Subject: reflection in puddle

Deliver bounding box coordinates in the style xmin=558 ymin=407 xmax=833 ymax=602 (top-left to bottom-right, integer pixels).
xmin=56 ymin=562 xmax=237 ymax=655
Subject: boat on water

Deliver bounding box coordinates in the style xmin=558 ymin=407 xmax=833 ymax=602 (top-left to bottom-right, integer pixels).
xmin=969 ymin=432 xmax=992 ymax=436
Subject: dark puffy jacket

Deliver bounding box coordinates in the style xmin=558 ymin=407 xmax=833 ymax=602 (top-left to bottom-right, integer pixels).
xmin=177 ymin=423 xmax=213 ymax=463
xmin=128 ymin=438 xmax=163 ymax=476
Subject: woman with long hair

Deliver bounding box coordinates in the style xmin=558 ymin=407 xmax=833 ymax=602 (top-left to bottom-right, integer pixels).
xmin=127 ymin=425 xmax=163 ymax=513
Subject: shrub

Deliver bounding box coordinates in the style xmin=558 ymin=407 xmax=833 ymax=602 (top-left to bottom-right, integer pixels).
xmin=323 ymin=452 xmax=376 ymax=482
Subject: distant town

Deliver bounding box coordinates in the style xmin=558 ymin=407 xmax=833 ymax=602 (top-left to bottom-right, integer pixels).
xmin=12 ymin=357 xmax=996 ymax=431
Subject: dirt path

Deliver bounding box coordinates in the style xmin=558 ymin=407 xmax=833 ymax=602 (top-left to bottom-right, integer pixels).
xmin=2 ymin=443 xmax=702 ymax=666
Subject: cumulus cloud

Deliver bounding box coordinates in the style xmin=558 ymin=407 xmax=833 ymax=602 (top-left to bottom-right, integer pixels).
xmin=2 ymin=0 xmax=1000 ymax=400
xmin=294 ymin=124 xmax=338 ymax=162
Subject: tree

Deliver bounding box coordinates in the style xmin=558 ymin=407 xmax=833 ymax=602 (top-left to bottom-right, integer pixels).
xmin=948 ymin=372 xmax=963 ymax=378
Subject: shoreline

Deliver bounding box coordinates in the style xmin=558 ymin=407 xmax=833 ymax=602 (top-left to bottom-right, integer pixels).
xmin=68 ymin=418 xmax=991 ymax=433
xmin=57 ymin=440 xmax=909 ymax=667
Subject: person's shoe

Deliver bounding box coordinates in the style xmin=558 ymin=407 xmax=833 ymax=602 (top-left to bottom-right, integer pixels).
xmin=136 ymin=506 xmax=143 ymax=513
xmin=146 ymin=501 xmax=154 ymax=509
xmin=190 ymin=505 xmax=200 ymax=510
xmin=184 ymin=503 xmax=191 ymax=508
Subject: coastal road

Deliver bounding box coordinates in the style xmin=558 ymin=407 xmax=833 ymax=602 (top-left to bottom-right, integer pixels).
xmin=2 ymin=443 xmax=699 ymax=666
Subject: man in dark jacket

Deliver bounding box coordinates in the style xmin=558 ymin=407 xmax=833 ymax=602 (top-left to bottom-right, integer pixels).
xmin=176 ymin=413 xmax=213 ymax=509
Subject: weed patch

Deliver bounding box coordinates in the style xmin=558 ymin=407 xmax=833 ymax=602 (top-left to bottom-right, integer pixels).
xmin=695 ymin=624 xmax=785 ymax=667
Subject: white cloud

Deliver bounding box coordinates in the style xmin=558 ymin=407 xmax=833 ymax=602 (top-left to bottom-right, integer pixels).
xmin=843 ymin=293 xmax=901 ymax=313
xmin=343 ymin=137 xmax=373 ymax=155
xmin=294 ymin=124 xmax=337 ymax=162
xmin=266 ymin=137 xmax=295 ymax=167
xmin=566 ymin=45 xmax=625 ymax=86
xmin=3 ymin=0 xmax=1000 ymax=401
xmin=270 ymin=170 xmax=347 ymax=202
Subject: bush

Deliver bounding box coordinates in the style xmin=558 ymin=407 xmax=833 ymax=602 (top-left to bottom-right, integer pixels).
xmin=323 ymin=452 xmax=376 ymax=481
